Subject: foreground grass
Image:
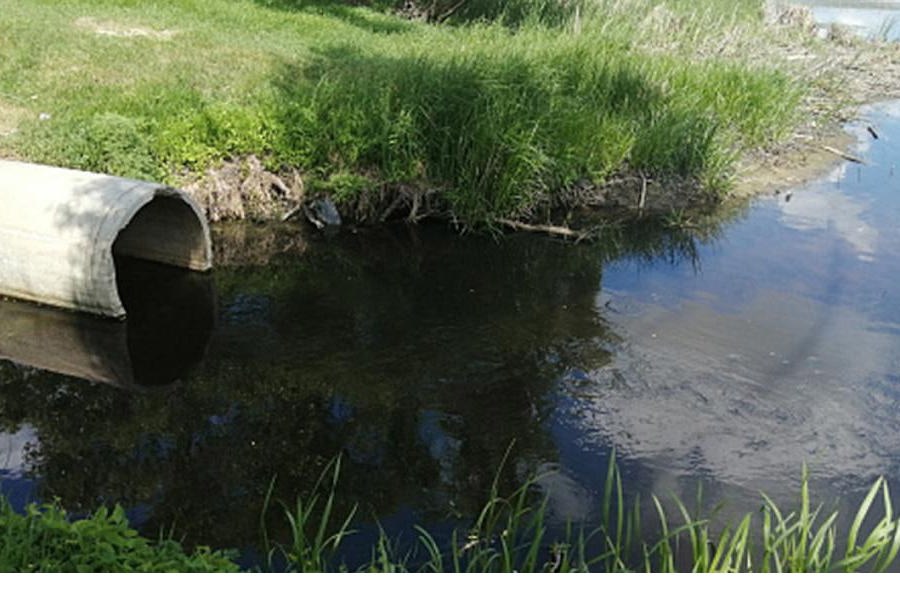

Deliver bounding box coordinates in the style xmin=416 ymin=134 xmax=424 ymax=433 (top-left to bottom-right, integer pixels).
xmin=0 ymin=501 xmax=237 ymax=572
xmin=4 ymin=456 xmax=900 ymax=572
xmin=0 ymin=0 xmax=804 ymax=224
xmin=265 ymin=457 xmax=900 ymax=573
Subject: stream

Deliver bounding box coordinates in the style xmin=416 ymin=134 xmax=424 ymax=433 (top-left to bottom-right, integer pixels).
xmin=1 ymin=100 xmax=899 ymax=569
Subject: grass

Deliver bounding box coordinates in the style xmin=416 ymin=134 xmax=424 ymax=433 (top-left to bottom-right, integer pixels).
xmin=5 ymin=453 xmax=900 ymax=572
xmin=254 ymin=452 xmax=900 ymax=573
xmin=0 ymin=0 xmax=806 ymax=225
xmin=0 ymin=498 xmax=237 ymax=572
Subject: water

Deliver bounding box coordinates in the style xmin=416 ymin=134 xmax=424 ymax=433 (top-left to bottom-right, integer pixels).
xmin=798 ymin=0 xmax=900 ymax=41
xmin=1 ymin=101 xmax=899 ymax=569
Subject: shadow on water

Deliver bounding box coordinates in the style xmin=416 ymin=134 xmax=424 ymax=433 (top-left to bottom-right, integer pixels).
xmin=114 ymin=257 xmax=215 ymax=386
xmin=0 ymin=214 xmax=721 ymax=562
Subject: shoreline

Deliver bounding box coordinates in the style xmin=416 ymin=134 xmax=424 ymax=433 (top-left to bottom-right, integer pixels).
xmin=2 ymin=2 xmax=899 ymax=232
xmin=190 ymin=28 xmax=900 ymax=232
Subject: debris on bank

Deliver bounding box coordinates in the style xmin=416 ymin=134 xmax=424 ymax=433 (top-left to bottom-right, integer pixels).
xmin=183 ymin=155 xmax=304 ymax=223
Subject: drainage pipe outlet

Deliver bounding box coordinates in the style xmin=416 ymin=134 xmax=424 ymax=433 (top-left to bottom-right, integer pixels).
xmin=0 ymin=160 xmax=212 ymax=318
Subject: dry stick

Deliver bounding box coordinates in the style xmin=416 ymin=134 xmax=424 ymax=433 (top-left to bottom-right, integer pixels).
xmin=281 ymin=205 xmax=304 ymax=222
xmin=497 ymin=218 xmax=586 ymax=240
xmin=436 ymin=0 xmax=466 ymax=23
xmin=822 ymin=145 xmax=867 ymax=165
xmin=379 ymin=195 xmax=405 ymax=223
xmin=638 ymin=174 xmax=648 ymax=213
xmin=407 ymin=192 xmax=421 ymax=223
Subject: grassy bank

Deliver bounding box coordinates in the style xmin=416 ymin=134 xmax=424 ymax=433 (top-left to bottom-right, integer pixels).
xmin=0 ymin=0 xmax=809 ymax=225
xmin=4 ymin=456 xmax=900 ymax=572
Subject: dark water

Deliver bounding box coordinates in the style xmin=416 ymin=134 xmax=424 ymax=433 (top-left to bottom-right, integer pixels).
xmin=1 ymin=101 xmax=899 ymax=568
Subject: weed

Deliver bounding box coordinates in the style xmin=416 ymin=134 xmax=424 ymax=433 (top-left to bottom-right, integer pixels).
xmin=0 ymin=498 xmax=237 ymax=572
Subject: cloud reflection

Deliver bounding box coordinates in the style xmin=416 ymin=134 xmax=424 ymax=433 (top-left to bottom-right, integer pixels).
xmin=566 ymin=291 xmax=900 ymax=497
xmin=0 ymin=425 xmax=38 ymax=477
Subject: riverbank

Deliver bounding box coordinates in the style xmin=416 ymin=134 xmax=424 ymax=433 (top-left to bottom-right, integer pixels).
xmin=3 ymin=1 xmax=893 ymax=229
xmin=732 ymin=3 xmax=900 ymax=198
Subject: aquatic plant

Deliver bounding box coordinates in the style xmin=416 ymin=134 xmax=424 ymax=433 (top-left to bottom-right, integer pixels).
xmin=4 ymin=453 xmax=900 ymax=572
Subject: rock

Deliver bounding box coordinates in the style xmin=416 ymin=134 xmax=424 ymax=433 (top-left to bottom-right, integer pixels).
xmin=303 ymin=197 xmax=342 ymax=230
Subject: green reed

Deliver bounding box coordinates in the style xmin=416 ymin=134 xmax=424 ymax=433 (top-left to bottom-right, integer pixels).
xmin=264 ymin=450 xmax=900 ymax=572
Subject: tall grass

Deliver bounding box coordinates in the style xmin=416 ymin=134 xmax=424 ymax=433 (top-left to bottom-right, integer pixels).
xmin=0 ymin=0 xmax=804 ymax=225
xmin=5 ymin=452 xmax=900 ymax=572
xmin=263 ymin=452 xmax=900 ymax=572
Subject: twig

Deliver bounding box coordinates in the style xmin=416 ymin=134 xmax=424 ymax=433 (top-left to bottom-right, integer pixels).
xmin=435 ymin=0 xmax=466 ymax=23
xmin=281 ymin=205 xmax=304 ymax=222
xmin=497 ymin=218 xmax=586 ymax=240
xmin=378 ymin=195 xmax=404 ymax=222
xmin=407 ymin=191 xmax=421 ymax=223
xmin=822 ymin=145 xmax=867 ymax=165
xmin=638 ymin=174 xmax=648 ymax=212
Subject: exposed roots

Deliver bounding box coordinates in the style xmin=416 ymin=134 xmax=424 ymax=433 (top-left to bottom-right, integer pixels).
xmin=551 ymin=174 xmax=717 ymax=214
xmin=177 ymin=7 xmax=900 ymax=237
xmin=182 ymin=155 xmax=304 ymax=223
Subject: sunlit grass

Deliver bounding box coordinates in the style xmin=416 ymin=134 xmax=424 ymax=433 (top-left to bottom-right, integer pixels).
xmin=0 ymin=0 xmax=806 ymax=224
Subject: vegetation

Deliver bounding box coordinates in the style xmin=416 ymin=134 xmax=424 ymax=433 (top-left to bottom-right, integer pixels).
xmin=258 ymin=454 xmax=900 ymax=573
xmin=0 ymin=0 xmax=806 ymax=225
xmin=4 ymin=455 xmax=900 ymax=572
xmin=0 ymin=498 xmax=237 ymax=572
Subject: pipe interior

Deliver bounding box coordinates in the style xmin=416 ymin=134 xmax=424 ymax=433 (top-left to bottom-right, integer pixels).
xmin=111 ymin=190 xmax=209 ymax=271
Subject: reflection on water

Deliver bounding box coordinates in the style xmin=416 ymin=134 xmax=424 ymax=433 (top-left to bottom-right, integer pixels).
xmin=798 ymin=0 xmax=900 ymax=40
xmin=0 ymin=101 xmax=899 ymax=568
xmin=582 ymin=100 xmax=900 ymax=517
xmin=0 ymin=259 xmax=214 ymax=388
xmin=0 ymin=218 xmax=711 ymax=557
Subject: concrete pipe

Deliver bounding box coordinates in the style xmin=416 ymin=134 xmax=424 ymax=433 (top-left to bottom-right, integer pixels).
xmin=0 ymin=160 xmax=212 ymax=318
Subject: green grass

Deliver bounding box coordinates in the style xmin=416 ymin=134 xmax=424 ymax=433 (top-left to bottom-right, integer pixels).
xmin=0 ymin=499 xmax=238 ymax=572
xmin=0 ymin=0 xmax=804 ymax=225
xmin=5 ymin=454 xmax=900 ymax=572
xmin=263 ymin=453 xmax=900 ymax=573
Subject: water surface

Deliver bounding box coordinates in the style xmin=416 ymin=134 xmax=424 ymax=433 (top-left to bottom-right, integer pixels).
xmin=799 ymin=0 xmax=900 ymax=40
xmin=1 ymin=101 xmax=899 ymax=568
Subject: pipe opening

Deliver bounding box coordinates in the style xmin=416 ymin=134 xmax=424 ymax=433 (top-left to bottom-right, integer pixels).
xmin=111 ymin=188 xmax=211 ymax=319
xmin=112 ymin=188 xmax=210 ymax=271
xmin=109 ymin=190 xmax=215 ymax=379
